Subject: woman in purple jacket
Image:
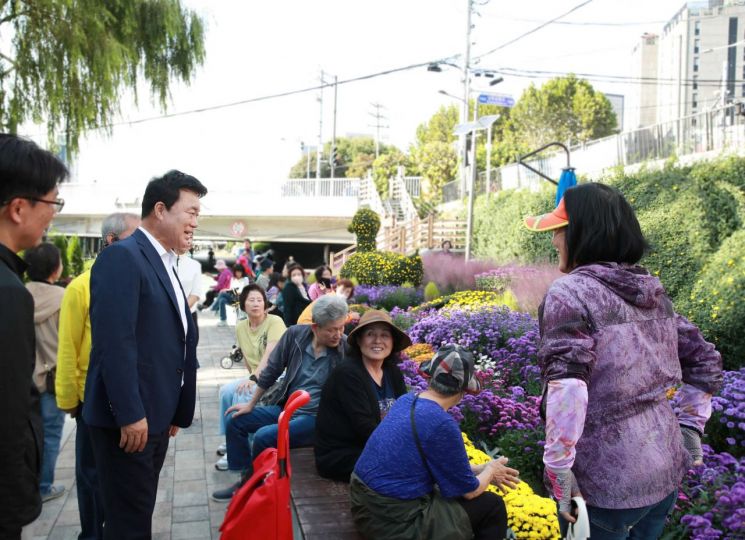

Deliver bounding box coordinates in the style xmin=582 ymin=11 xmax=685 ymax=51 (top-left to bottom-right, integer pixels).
xmin=524 ymin=183 xmax=722 ymax=540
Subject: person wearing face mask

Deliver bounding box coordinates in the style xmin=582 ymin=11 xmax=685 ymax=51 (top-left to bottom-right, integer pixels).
xmin=296 ymin=278 xmax=360 ymax=325
xmin=281 ymin=262 xmax=311 ymax=326
xmin=314 ymin=310 xmax=409 ymax=482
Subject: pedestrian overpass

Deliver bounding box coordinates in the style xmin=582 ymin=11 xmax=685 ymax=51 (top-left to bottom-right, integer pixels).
xmin=53 ymin=177 xmax=376 ymax=245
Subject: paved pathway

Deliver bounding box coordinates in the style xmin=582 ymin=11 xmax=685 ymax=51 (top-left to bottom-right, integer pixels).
xmin=33 ymin=311 xmax=244 ymax=539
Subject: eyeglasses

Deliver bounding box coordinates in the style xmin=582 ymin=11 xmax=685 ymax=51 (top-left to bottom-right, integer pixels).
xmin=24 ymin=197 xmax=65 ymax=213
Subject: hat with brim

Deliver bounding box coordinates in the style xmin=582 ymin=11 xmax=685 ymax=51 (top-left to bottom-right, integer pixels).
xmin=347 ymin=309 xmax=412 ymax=353
xmin=419 ymin=344 xmax=481 ymax=394
xmin=524 ymin=197 xmax=569 ymax=232
xmin=215 ymin=259 xmax=227 ymax=269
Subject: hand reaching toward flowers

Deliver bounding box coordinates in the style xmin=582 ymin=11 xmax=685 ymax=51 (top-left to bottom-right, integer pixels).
xmin=488 ymin=457 xmax=520 ymax=492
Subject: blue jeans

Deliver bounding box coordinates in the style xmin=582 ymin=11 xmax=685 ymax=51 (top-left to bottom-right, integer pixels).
xmin=39 ymin=392 xmax=65 ymax=494
xmin=225 ymin=405 xmax=316 ymax=473
xmin=218 ymin=378 xmax=255 ymax=435
xmin=559 ymin=490 xmax=678 ymax=540
xmin=75 ymin=412 xmax=104 ymax=540
xmin=213 ymin=291 xmax=236 ymax=321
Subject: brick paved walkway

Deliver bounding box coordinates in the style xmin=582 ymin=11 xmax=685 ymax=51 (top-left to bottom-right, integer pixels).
xmin=32 ymin=311 xmax=244 ymax=539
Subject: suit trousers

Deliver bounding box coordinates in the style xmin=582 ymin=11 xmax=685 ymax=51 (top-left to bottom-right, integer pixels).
xmin=89 ymin=426 xmax=170 ymax=540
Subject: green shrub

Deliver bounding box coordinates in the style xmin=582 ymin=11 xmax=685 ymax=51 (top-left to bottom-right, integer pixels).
xmin=423 ymin=281 xmax=440 ymax=301
xmin=348 ymin=208 xmax=381 ymax=252
xmin=49 ymin=235 xmax=70 ymax=279
xmin=67 ymin=235 xmax=85 ymax=277
xmin=340 ymin=251 xmax=423 ymax=286
xmin=472 ymin=187 xmax=556 ymax=264
xmin=682 ymin=230 xmax=745 ymax=370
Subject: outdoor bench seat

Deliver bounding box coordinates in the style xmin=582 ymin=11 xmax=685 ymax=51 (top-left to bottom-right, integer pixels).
xmin=290 ymin=447 xmax=364 ymax=539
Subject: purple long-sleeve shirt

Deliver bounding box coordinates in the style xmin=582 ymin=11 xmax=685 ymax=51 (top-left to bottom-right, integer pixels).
xmin=213 ymin=268 xmax=232 ymax=292
xmin=538 ymin=262 xmax=722 ymax=509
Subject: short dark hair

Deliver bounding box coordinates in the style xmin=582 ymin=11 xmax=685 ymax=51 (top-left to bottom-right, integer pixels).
xmin=239 ymin=283 xmax=268 ymax=312
xmin=232 ymin=264 xmax=244 ymax=276
xmin=314 ymin=265 xmax=331 ymax=282
xmin=267 ymin=272 xmax=282 ymax=289
xmin=441 ymin=240 xmax=452 ymax=249
xmin=141 ymin=170 xmax=207 ymax=218
xmin=24 ymin=242 xmax=61 ymax=282
xmin=0 ymin=134 xmax=68 ymax=206
xmin=564 ymin=183 xmax=649 ymax=267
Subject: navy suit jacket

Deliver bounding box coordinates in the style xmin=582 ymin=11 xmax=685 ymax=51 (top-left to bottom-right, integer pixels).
xmin=83 ymin=229 xmax=198 ymax=433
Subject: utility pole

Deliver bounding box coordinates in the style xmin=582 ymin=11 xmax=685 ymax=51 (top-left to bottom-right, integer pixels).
xmin=331 ymin=75 xmax=338 ymax=179
xmin=461 ymin=0 xmax=474 ymax=195
xmin=316 ymin=69 xmax=324 ymax=181
xmin=368 ymin=102 xmax=389 ymax=159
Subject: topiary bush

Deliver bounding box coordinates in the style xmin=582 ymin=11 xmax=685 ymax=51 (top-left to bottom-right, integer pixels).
xmin=67 ymin=235 xmax=85 ymax=277
xmin=348 ymin=208 xmax=381 ymax=252
xmin=423 ymin=281 xmax=440 ymax=301
xmin=340 ymin=251 xmax=423 ymax=286
xmin=682 ymin=230 xmax=745 ymax=370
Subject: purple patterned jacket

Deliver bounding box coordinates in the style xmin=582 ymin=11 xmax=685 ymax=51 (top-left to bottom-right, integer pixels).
xmin=538 ymin=263 xmax=722 ymax=509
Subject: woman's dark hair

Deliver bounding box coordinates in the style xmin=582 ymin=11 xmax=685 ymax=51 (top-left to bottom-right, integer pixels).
xmin=0 ymin=134 xmax=68 ymax=205
xmin=268 ymin=271 xmax=283 ymax=289
xmin=314 ymin=265 xmax=332 ymax=283
xmin=24 ymin=242 xmax=61 ymax=282
xmin=232 ymin=264 xmax=244 ymax=276
xmin=564 ymin=183 xmax=649 ymax=267
xmin=287 ymin=263 xmax=305 ymax=279
xmin=239 ymin=283 xmax=268 ymax=312
xmin=141 ymin=169 xmax=207 ymax=218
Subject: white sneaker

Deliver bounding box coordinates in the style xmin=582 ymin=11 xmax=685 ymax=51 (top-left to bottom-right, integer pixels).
xmin=216 ymin=320 xmax=228 ymax=327
xmin=215 ymin=455 xmax=229 ymax=471
xmin=216 ymin=443 xmax=227 ymax=456
xmin=41 ymin=484 xmax=65 ymax=503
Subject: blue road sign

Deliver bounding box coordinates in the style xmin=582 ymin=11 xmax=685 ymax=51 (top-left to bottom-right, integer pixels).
xmin=478 ymin=93 xmax=515 ymax=107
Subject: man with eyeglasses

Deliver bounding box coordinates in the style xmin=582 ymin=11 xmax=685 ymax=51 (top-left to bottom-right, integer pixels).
xmin=0 ymin=133 xmax=68 ymax=539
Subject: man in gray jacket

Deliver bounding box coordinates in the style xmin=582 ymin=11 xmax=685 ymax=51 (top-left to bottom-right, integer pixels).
xmin=211 ymin=294 xmax=348 ymax=501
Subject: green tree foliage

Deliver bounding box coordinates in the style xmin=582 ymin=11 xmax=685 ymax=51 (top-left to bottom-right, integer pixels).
xmin=49 ymin=235 xmax=70 ymax=279
xmin=0 ymin=0 xmax=206 ymax=153
xmin=288 ymin=136 xmax=401 ymax=179
xmin=415 ymin=104 xmax=459 ymax=146
xmin=371 ymin=149 xmax=416 ymax=198
xmin=411 ymin=142 xmax=458 ymax=204
xmin=66 ymin=235 xmax=85 ymax=277
xmin=504 ymin=75 xmax=617 ymax=151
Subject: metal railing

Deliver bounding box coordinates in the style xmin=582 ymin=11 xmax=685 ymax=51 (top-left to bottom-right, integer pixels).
xmin=403 ymin=176 xmax=421 ymax=198
xmin=280 ymin=178 xmax=360 ymax=198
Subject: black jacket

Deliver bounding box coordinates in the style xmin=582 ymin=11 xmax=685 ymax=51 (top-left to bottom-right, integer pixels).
xmin=0 ymin=243 xmax=43 ymax=537
xmin=281 ymin=282 xmax=311 ymax=326
xmin=314 ymin=356 xmax=406 ymax=481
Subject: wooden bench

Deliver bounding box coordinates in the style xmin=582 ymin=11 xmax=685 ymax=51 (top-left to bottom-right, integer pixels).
xmin=290 ymin=448 xmax=364 ymax=540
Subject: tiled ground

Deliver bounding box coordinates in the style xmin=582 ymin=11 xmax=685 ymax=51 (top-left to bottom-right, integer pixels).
xmin=32 ymin=309 xmax=245 ymax=540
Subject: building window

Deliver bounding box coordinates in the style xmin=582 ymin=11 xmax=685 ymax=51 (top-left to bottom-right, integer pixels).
xmin=693 ymin=76 xmax=698 ymax=90
xmin=695 ymin=20 xmax=701 ymax=35
xmin=692 ymin=92 xmax=698 ymax=109
xmin=742 ymin=83 xmax=745 ymax=97
xmin=694 ymin=38 xmax=700 ymax=54
xmin=693 ymin=56 xmax=700 ymax=72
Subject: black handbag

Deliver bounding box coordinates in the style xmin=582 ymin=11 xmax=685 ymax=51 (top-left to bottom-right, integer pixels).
xmin=45 ymin=366 xmax=56 ymax=395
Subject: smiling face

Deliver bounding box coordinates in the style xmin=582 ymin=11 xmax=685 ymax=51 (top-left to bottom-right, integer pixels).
xmin=552 ymin=228 xmax=570 ymax=273
xmin=358 ymin=322 xmax=394 ymax=364
xmin=156 ymin=189 xmax=200 ymax=252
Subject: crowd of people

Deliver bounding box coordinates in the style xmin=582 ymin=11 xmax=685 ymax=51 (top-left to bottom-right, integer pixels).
xmin=0 ymin=131 xmax=724 ymax=540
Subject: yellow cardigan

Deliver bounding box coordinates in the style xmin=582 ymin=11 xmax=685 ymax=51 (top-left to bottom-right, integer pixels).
xmin=56 ymin=270 xmax=91 ymax=410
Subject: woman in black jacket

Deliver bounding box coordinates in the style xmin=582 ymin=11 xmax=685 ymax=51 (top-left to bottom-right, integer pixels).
xmin=315 ymin=309 xmax=411 ymax=481
xmin=281 ymin=262 xmax=311 ymax=326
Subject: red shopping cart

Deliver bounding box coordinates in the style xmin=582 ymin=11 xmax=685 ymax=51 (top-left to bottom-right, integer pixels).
xmin=219 ymin=389 xmax=311 ymax=540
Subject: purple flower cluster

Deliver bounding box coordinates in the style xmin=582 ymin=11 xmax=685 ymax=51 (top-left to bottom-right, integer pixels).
xmin=454 ymin=389 xmax=542 ymax=444
xmin=352 ymin=284 xmax=423 ymax=311
xmin=670 ymin=445 xmax=745 ymax=539
xmin=711 ymin=368 xmax=745 ymax=455
xmin=407 ymin=307 xmax=541 ymax=391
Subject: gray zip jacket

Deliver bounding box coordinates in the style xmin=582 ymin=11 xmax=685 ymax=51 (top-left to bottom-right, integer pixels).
xmin=257 ymin=324 xmax=347 ymax=406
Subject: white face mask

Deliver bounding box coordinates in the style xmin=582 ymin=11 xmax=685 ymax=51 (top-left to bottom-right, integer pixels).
xmin=291 ymin=275 xmax=304 ymax=285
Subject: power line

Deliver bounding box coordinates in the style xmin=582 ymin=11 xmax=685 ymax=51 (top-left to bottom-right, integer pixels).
xmin=497 ymin=66 xmax=745 ymax=86
xmin=473 ymin=0 xmax=596 ymax=62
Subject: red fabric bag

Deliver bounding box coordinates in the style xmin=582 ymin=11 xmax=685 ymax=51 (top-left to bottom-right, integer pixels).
xmin=219 ymin=390 xmax=311 ymax=540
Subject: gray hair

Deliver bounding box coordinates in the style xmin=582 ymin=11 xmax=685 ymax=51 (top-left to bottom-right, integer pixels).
xmin=101 ymin=212 xmax=139 ymax=244
xmin=312 ymin=295 xmax=349 ymax=326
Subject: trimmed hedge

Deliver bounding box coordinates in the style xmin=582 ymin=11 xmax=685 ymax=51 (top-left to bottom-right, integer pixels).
xmin=682 ymin=230 xmax=745 ymax=370
xmin=340 ymin=251 xmax=423 ymax=286
xmin=348 ymin=208 xmax=381 ymax=252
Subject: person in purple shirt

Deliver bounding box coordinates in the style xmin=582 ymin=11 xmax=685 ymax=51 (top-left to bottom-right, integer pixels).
xmin=524 ymin=183 xmax=723 ymax=539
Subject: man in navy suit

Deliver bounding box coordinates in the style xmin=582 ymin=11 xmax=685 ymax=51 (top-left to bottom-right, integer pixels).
xmin=83 ymin=170 xmax=207 ymax=538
